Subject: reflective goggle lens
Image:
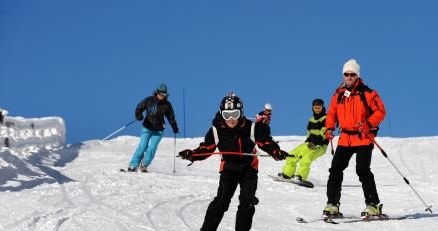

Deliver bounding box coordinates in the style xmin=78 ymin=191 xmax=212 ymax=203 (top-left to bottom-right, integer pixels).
xmin=221 ymin=110 xmax=241 ymax=120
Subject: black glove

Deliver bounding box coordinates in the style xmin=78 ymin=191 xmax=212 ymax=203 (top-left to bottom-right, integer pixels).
xmin=173 ymin=127 xmax=179 ymax=134
xmin=179 ymin=149 xmax=193 ymax=160
xmin=307 ymin=142 xmax=316 ymax=150
xmin=136 ymin=113 xmax=144 ymax=121
xmin=325 ymin=129 xmax=334 ymax=140
xmin=272 ymin=149 xmax=288 ymax=161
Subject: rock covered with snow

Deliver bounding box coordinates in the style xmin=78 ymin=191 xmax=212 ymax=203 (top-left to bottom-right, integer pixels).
xmin=0 ymin=109 xmax=66 ymax=151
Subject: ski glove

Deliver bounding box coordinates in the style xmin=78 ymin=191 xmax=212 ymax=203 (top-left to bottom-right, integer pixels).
xmin=355 ymin=121 xmax=370 ymax=134
xmin=272 ymin=149 xmax=288 ymax=161
xmin=136 ymin=114 xmax=144 ymax=121
xmin=179 ymin=149 xmax=193 ymax=160
xmin=307 ymin=142 xmax=316 ymax=150
xmin=173 ymin=127 xmax=179 ymax=134
xmin=325 ymin=129 xmax=334 ymax=140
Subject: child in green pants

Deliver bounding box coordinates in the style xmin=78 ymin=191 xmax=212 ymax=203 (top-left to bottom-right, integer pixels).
xmin=281 ymin=99 xmax=328 ymax=182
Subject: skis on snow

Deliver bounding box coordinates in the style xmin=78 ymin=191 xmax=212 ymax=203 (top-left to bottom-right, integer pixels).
xmin=119 ymin=168 xmax=148 ymax=173
xmin=296 ymin=213 xmax=346 ymax=224
xmin=296 ymin=213 xmax=406 ymax=224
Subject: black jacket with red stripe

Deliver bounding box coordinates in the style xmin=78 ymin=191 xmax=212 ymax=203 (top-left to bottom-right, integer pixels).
xmin=189 ymin=113 xmax=280 ymax=173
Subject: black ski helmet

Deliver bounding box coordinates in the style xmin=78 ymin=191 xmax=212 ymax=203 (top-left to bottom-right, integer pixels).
xmin=312 ymin=98 xmax=324 ymax=106
xmin=219 ymin=93 xmax=244 ymax=118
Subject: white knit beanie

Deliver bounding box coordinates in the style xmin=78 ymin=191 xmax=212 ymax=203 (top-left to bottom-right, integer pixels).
xmin=343 ymin=59 xmax=361 ymax=77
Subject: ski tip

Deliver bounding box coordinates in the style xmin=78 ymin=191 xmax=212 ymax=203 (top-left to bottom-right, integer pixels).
xmin=296 ymin=217 xmax=307 ymax=223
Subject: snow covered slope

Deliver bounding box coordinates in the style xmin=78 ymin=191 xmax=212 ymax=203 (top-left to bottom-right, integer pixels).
xmin=0 ymin=135 xmax=437 ymax=230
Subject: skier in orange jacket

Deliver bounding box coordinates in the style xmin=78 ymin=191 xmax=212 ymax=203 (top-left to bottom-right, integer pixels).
xmin=323 ymin=59 xmax=386 ymax=217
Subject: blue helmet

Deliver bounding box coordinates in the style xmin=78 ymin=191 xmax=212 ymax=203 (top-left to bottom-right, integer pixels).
xmin=156 ymin=83 xmax=168 ymax=96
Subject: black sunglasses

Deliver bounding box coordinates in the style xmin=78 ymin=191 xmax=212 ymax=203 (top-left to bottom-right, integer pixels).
xmin=158 ymin=91 xmax=168 ymax=96
xmin=343 ymin=73 xmax=358 ymax=77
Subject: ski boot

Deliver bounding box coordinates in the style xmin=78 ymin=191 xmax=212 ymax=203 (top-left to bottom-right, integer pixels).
xmin=293 ymin=175 xmax=303 ymax=182
xmin=323 ymin=203 xmax=343 ymax=218
xmin=139 ymin=165 xmax=148 ymax=173
xmin=277 ymin=172 xmax=292 ymax=179
xmin=127 ymin=166 xmax=137 ymax=172
xmin=361 ymin=203 xmax=383 ymax=217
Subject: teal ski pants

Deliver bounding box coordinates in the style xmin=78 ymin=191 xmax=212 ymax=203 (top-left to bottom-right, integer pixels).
xmin=129 ymin=127 xmax=163 ymax=168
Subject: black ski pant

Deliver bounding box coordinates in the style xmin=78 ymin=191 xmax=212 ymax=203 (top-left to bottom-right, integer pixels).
xmin=200 ymin=167 xmax=258 ymax=231
xmin=326 ymin=144 xmax=380 ymax=206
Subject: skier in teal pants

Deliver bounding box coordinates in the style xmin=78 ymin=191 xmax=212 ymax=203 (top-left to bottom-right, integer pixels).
xmin=128 ymin=83 xmax=179 ymax=172
xmin=280 ymin=99 xmax=328 ymax=182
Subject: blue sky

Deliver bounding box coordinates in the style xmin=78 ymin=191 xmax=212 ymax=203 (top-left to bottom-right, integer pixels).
xmin=1 ymin=1 xmax=437 ymax=144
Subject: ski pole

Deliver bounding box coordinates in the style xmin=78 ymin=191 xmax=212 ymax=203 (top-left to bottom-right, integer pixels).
xmin=186 ymin=151 xmax=295 ymax=158
xmin=368 ymin=134 xmax=433 ymax=213
xmin=178 ymin=152 xmax=294 ymax=159
xmin=190 ymin=152 xmax=260 ymax=157
xmin=173 ymin=133 xmax=177 ymax=174
xmin=181 ymin=151 xmax=294 ymax=166
xmin=330 ymin=140 xmax=335 ymax=155
xmin=182 ymin=152 xmax=259 ymax=166
xmin=103 ymin=120 xmax=137 ymax=140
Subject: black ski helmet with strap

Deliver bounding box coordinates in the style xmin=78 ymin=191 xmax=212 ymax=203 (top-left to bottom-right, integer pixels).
xmin=219 ymin=93 xmax=244 ymax=118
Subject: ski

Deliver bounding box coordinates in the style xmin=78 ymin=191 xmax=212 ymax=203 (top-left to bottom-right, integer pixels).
xmin=296 ymin=214 xmax=347 ymax=224
xmin=120 ymin=168 xmax=148 ymax=173
xmin=323 ymin=217 xmax=339 ymax=224
xmin=337 ymin=214 xmax=399 ymax=224
xmin=296 ymin=214 xmax=401 ymax=224
xmin=119 ymin=168 xmax=139 ymax=173
xmin=296 ymin=216 xmax=322 ymax=223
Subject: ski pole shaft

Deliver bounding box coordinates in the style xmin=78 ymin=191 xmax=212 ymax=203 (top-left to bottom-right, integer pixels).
xmin=182 ymin=152 xmax=258 ymax=167
xmin=369 ymin=134 xmax=433 ymax=213
xmin=184 ymin=152 xmax=294 ymax=158
xmin=103 ymin=120 xmax=137 ymax=140
xmin=181 ymin=151 xmax=293 ymax=167
xmin=259 ymin=154 xmax=294 ymax=157
xmin=330 ymin=140 xmax=334 ymax=155
xmin=190 ymin=152 xmax=259 ymax=157
xmin=173 ymin=133 xmax=176 ymax=173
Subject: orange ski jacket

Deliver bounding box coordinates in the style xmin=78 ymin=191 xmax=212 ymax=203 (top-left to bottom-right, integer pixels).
xmin=326 ymin=79 xmax=386 ymax=146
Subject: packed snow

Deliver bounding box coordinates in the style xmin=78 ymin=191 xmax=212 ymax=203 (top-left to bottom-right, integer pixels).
xmin=1 ymin=115 xmax=438 ymax=230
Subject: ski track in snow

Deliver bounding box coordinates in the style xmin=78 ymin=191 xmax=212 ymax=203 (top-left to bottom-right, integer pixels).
xmin=145 ymin=194 xmax=207 ymax=231
xmin=178 ymin=198 xmax=212 ymax=231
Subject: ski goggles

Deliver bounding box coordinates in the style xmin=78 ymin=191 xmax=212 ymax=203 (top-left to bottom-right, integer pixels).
xmin=221 ymin=109 xmax=241 ymax=120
